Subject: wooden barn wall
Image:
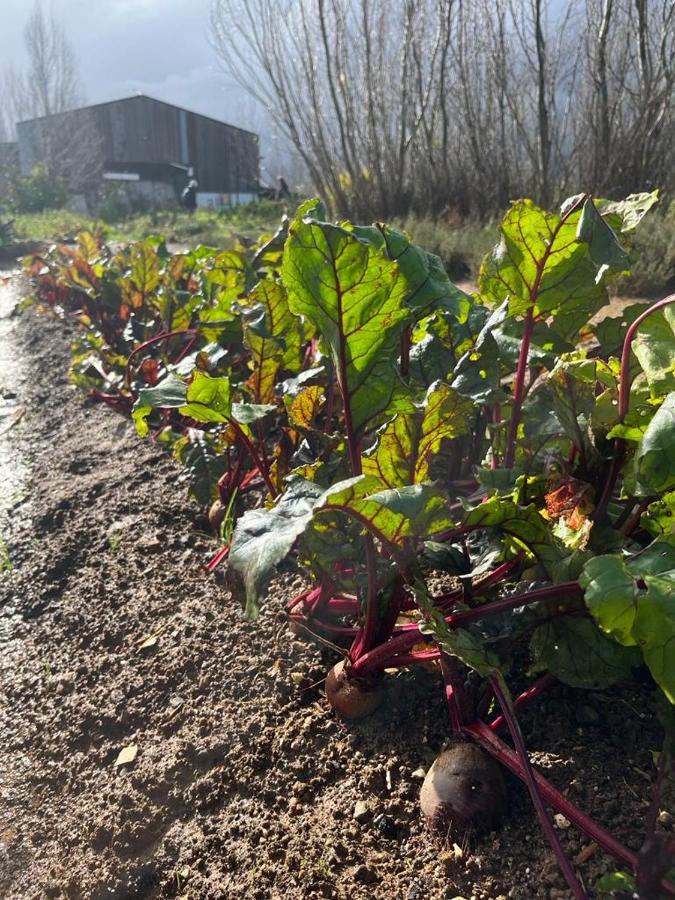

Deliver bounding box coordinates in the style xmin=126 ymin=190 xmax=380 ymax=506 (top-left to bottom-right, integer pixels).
xmin=93 ymin=97 xmax=185 ymax=168
xmin=17 ymin=96 xmax=259 ymax=194
xmin=188 ymin=113 xmax=259 ymax=194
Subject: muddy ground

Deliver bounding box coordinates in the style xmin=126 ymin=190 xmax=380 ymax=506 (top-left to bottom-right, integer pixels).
xmin=0 ymin=277 xmax=670 ymax=900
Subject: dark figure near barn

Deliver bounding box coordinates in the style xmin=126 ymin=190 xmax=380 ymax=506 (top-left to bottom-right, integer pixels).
xmin=181 ymin=179 xmax=198 ymax=213
xmin=275 ymin=175 xmax=291 ymax=200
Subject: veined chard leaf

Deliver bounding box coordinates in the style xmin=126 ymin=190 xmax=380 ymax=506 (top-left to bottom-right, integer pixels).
xmin=348 ymin=222 xmax=471 ymax=321
xmin=480 ymin=197 xmax=633 ymax=341
xmin=283 ymin=200 xmax=412 ymax=435
xmin=464 ymin=497 xmax=563 ymax=575
xmin=315 ymin=475 xmax=454 ymax=548
xmin=285 ymin=385 xmax=325 ymax=431
xmin=243 ymin=279 xmax=302 ymax=403
xmin=119 ymin=240 xmax=161 ymax=310
xmin=362 ymin=381 xmax=471 ymax=487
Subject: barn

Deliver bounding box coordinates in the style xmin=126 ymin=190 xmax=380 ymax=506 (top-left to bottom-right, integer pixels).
xmin=16 ymin=94 xmax=260 ymax=209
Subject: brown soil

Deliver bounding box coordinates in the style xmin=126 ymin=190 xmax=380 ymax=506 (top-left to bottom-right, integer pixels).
xmin=0 ymin=294 xmax=670 ymax=900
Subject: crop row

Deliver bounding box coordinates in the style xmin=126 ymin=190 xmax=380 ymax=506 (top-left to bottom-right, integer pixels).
xmin=25 ymin=192 xmax=674 ymax=897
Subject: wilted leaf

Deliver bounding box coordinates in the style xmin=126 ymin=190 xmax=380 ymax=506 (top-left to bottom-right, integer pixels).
xmin=229 ymin=477 xmax=323 ymax=617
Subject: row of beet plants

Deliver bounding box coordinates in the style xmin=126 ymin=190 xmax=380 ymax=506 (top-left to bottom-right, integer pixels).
xmin=25 ymin=191 xmax=674 ymax=898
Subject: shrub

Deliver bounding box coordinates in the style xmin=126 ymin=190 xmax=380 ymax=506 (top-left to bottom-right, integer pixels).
xmin=625 ymin=199 xmax=675 ymax=296
xmin=11 ymin=164 xmax=68 ymax=214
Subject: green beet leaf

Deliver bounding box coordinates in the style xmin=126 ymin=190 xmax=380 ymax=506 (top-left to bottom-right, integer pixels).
xmin=415 ymin=579 xmax=500 ymax=677
xmin=530 ymin=616 xmax=641 ymax=689
xmin=132 ymin=374 xmax=188 ymax=436
xmin=632 ymin=309 xmax=675 ymax=399
xmin=635 ymin=392 xmax=675 ymax=495
xmin=231 ymin=402 xmax=277 ymax=425
xmin=451 ymin=301 xmax=508 ymax=403
xmin=632 ymin=578 xmax=675 ymax=703
xmin=580 ymin=555 xmax=641 ymax=646
xmin=581 ymin=543 xmax=675 ymax=702
xmin=179 ymin=372 xmax=231 ymax=423
xmin=283 ymin=200 xmax=412 ymax=435
xmin=172 ymin=433 xmax=228 ymax=506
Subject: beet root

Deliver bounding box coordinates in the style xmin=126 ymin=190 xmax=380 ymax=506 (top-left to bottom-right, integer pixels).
xmin=325 ymin=660 xmax=382 ymax=719
xmin=209 ymin=499 xmax=226 ymax=532
xmin=420 ymin=742 xmax=506 ymax=835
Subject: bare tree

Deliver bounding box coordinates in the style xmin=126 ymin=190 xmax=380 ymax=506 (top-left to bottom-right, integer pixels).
xmin=4 ymin=2 xmax=82 ymax=127
xmin=210 ymin=0 xmax=675 ymax=219
xmin=2 ymin=1 xmax=102 ymax=195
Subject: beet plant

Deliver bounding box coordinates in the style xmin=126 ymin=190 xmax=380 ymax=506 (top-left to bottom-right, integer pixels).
xmin=25 ymin=191 xmax=675 ymax=897
xmin=224 ymin=196 xmax=674 ymax=896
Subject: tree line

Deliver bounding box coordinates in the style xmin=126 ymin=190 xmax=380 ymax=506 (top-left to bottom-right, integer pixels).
xmin=211 ymin=0 xmax=675 ymax=218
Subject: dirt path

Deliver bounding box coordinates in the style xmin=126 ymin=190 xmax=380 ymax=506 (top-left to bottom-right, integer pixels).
xmin=0 ymin=295 xmax=667 ymax=900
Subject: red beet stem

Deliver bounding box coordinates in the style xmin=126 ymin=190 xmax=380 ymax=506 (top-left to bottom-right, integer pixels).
xmin=488 ymin=673 xmax=557 ymax=732
xmin=489 ymin=674 xmax=585 ymax=899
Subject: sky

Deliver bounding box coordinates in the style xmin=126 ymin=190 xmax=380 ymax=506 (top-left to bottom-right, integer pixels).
xmin=4 ymin=0 xmax=239 ymax=120
xmin=3 ymin=0 xmax=297 ymax=181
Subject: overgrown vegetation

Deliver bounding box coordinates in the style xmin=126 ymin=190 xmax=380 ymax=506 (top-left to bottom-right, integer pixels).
xmin=25 ymin=191 xmax=674 ymax=897
xmin=13 ymin=198 xmax=675 ymax=299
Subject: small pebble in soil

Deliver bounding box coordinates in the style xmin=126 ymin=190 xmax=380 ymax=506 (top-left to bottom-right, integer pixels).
xmin=353 ymin=800 xmax=370 ymax=823
xmin=373 ymin=813 xmax=398 ymax=839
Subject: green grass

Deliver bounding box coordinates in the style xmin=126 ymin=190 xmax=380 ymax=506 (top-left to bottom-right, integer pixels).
xmin=13 ymin=200 xmax=286 ymax=249
xmin=11 ymin=197 xmax=675 ymax=297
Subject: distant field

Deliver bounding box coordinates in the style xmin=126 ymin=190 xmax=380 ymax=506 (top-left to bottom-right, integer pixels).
xmin=11 ymin=201 xmax=286 ymax=250
xmin=9 ymin=197 xmax=675 ymax=299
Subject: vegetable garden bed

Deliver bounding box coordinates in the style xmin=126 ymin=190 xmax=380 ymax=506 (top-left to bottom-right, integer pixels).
xmin=2 ymin=190 xmax=674 ymax=898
